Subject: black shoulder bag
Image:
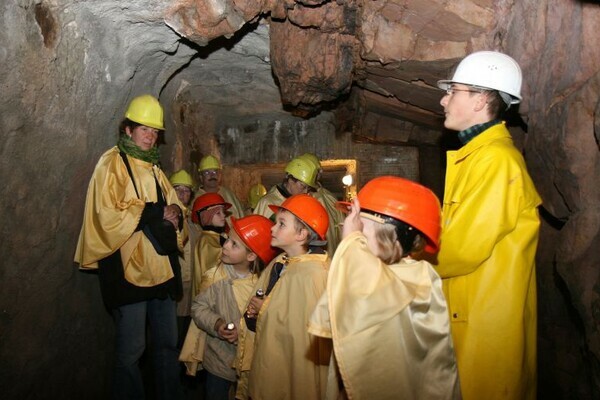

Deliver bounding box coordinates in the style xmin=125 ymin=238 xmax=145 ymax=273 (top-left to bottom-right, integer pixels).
xmin=120 ymin=151 xmax=179 ymax=256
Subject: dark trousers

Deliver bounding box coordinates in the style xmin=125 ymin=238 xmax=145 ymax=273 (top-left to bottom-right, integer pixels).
xmin=205 ymin=371 xmax=234 ymax=400
xmin=111 ymin=298 xmax=182 ymax=400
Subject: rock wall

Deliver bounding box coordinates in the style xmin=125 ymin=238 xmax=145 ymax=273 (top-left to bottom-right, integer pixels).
xmin=504 ymin=1 xmax=600 ymax=397
xmin=0 ymin=1 xmax=196 ymax=398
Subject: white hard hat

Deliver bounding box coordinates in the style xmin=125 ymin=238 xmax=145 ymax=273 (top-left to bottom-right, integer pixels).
xmin=437 ymin=51 xmax=522 ymax=105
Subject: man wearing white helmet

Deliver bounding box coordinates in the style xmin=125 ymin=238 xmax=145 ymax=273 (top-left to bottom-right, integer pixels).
xmin=435 ymin=51 xmax=542 ymax=400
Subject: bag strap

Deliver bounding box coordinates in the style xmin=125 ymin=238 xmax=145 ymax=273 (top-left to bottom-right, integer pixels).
xmin=119 ymin=151 xmax=140 ymax=199
xmin=119 ymin=151 xmax=166 ymax=205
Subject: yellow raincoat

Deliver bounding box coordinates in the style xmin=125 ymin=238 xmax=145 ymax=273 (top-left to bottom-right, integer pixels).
xmin=177 ymin=211 xmax=201 ymax=316
xmin=253 ymin=185 xmax=285 ymax=221
xmin=309 ymin=232 xmax=461 ymax=400
xmin=436 ymin=123 xmax=541 ymax=400
xmin=192 ymin=230 xmax=223 ymax=299
xmin=247 ymin=253 xmax=332 ymax=400
xmin=74 ymin=147 xmax=184 ymax=287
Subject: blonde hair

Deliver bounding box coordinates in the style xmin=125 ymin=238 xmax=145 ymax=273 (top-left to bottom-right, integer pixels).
xmin=373 ymin=222 xmax=426 ymax=264
xmin=249 ymin=257 xmax=266 ymax=276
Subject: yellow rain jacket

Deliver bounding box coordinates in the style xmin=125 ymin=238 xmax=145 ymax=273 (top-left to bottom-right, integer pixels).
xmin=253 ymin=185 xmax=285 ymax=221
xmin=74 ymin=147 xmax=184 ymax=287
xmin=247 ymin=253 xmax=332 ymax=400
xmin=309 ymin=232 xmax=461 ymax=400
xmin=436 ymin=123 xmax=541 ymax=400
xmin=192 ymin=230 xmax=223 ymax=299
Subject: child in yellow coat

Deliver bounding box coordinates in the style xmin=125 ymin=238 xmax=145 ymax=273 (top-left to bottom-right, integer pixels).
xmin=191 ymin=192 xmax=231 ymax=300
xmin=309 ymin=176 xmax=461 ymax=400
xmin=190 ymin=215 xmax=278 ymax=399
xmin=244 ymin=194 xmax=333 ymax=400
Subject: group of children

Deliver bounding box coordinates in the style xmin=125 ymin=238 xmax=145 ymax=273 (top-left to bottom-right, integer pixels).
xmin=170 ymin=168 xmax=461 ymax=400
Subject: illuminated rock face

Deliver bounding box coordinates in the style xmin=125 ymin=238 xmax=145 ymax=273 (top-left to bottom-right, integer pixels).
xmin=1 ymin=0 xmax=600 ymax=398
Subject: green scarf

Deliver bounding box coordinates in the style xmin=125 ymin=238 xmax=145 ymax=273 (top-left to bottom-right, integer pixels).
xmin=117 ymin=134 xmax=160 ymax=164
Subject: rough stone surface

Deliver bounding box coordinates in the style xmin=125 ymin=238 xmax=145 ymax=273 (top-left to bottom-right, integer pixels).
xmin=507 ymin=1 xmax=600 ymax=396
xmin=0 ymin=1 xmax=196 ymax=398
xmin=270 ymin=17 xmax=358 ymax=109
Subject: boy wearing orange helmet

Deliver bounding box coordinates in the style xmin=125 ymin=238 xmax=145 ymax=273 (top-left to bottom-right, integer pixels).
xmin=240 ymin=194 xmax=333 ymax=400
xmin=309 ymin=176 xmax=461 ymax=399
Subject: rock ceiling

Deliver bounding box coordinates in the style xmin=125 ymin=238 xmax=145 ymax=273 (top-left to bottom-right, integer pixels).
xmin=164 ymin=0 xmax=503 ymax=132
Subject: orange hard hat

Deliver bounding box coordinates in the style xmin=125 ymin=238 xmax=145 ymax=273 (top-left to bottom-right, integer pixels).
xmin=230 ymin=215 xmax=280 ymax=264
xmin=192 ymin=193 xmax=232 ymax=224
xmin=269 ymin=194 xmax=329 ymax=240
xmin=339 ymin=176 xmax=441 ymax=253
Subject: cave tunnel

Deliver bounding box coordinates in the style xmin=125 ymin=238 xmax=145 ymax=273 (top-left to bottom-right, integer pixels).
xmin=1 ymin=1 xmax=600 ymax=399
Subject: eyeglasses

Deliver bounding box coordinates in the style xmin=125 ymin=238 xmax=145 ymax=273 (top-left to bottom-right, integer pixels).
xmin=201 ymin=170 xmax=219 ymax=176
xmin=445 ymin=87 xmax=482 ymax=95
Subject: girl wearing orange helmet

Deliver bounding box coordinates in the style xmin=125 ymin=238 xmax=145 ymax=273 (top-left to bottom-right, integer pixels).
xmin=181 ymin=215 xmax=279 ymax=399
xmin=309 ymin=176 xmax=461 ymax=400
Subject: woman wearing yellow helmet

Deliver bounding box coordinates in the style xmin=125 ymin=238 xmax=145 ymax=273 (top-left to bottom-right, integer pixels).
xmin=75 ymin=95 xmax=184 ymax=399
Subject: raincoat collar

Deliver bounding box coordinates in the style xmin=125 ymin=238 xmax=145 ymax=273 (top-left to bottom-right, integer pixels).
xmin=453 ymin=121 xmax=511 ymax=163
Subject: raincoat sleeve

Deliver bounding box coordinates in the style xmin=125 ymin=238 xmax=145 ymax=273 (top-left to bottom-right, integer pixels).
xmin=74 ymin=147 xmax=145 ymax=269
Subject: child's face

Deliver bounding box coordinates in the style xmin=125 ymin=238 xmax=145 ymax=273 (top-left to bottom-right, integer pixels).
xmin=222 ymin=229 xmax=252 ymax=266
xmin=361 ymin=216 xmax=384 ymax=259
xmin=271 ymin=210 xmax=302 ymax=249
xmin=209 ymin=206 xmax=227 ymax=227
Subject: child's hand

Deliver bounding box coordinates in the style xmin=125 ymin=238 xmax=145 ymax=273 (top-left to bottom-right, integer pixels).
xmin=245 ymin=296 xmax=265 ymax=318
xmin=215 ymin=320 xmax=239 ymax=343
xmin=342 ymin=197 xmax=363 ymax=239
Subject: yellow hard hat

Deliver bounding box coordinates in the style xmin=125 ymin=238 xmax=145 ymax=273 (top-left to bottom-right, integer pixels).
xmin=169 ymin=169 xmax=194 ymax=188
xmin=198 ymin=155 xmax=221 ymax=172
xmin=285 ymin=157 xmax=318 ymax=189
xmin=125 ymin=95 xmax=164 ymax=130
xmin=248 ymin=183 xmax=267 ymax=209
xmin=300 ymin=153 xmax=321 ymax=170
